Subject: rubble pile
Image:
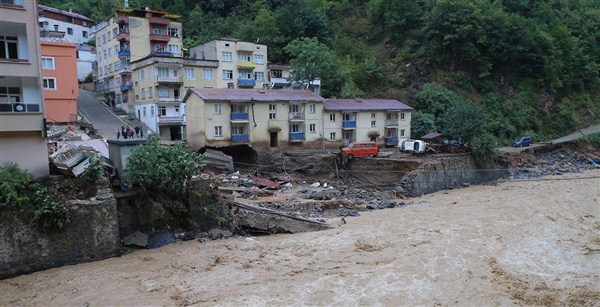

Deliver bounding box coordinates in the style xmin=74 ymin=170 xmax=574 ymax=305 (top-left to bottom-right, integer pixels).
xmin=508 ymin=146 xmax=600 ymax=179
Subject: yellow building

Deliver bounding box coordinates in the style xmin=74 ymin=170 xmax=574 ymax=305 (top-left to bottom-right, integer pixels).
xmin=324 ymin=99 xmax=413 ymax=147
xmin=0 ymin=0 xmax=49 ymax=179
xmin=189 ymin=38 xmax=269 ymax=90
xmin=94 ymin=8 xmax=183 ymax=114
xmin=184 ymin=88 xmax=325 ymax=150
xmin=130 ymin=55 xmax=219 ymax=140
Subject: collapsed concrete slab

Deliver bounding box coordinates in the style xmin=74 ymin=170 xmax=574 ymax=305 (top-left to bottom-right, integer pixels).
xmin=231 ymin=202 xmax=333 ymax=234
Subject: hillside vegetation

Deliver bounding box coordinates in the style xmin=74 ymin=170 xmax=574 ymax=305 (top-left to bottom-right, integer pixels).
xmin=43 ymin=0 xmax=600 ymax=142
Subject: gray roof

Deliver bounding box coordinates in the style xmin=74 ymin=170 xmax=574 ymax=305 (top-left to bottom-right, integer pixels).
xmin=325 ymin=98 xmax=413 ymax=111
xmin=187 ymin=88 xmax=325 ymax=103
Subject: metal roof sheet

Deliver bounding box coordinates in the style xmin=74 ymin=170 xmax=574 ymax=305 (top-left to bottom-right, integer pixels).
xmin=38 ymin=4 xmax=94 ymax=23
xmin=188 ymin=88 xmax=325 ymax=102
xmin=324 ymin=99 xmax=413 ymax=111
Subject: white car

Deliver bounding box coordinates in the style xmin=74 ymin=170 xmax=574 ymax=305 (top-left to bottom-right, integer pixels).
xmin=399 ymin=139 xmax=426 ymax=153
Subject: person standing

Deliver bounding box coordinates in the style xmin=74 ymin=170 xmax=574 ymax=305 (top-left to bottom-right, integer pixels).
xmin=125 ymin=126 xmax=131 ymax=139
xmin=121 ymin=126 xmax=126 ymax=139
xmin=116 ymin=129 xmax=120 ymax=139
xmin=134 ymin=126 xmax=140 ymax=138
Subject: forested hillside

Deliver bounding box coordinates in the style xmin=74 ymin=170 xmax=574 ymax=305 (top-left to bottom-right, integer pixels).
xmin=41 ymin=0 xmax=600 ymax=143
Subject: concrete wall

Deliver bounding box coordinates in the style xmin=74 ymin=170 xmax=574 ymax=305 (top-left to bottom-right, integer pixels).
xmin=0 ymin=181 xmax=120 ymax=279
xmin=0 ymin=131 xmax=49 ymax=179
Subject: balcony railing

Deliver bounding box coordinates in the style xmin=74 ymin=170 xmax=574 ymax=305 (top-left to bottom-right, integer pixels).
xmin=288 ymin=112 xmax=305 ymax=120
xmin=149 ymin=17 xmax=170 ymax=25
xmin=231 ymin=134 xmax=249 ymax=142
xmin=385 ymin=137 xmax=399 ymax=144
xmin=289 ymin=132 xmax=305 ymax=141
xmin=342 ymin=121 xmax=357 ymax=128
xmin=0 ymin=102 xmax=41 ymax=113
xmin=118 ymin=50 xmax=130 ymax=57
xmin=230 ymin=113 xmax=249 ymax=121
xmin=116 ymin=66 xmax=131 ymax=73
xmin=157 ymin=97 xmax=183 ymax=103
xmin=156 ymin=76 xmax=182 ymax=83
xmin=158 ymin=115 xmax=184 ymax=124
xmin=237 ymin=79 xmax=256 ymax=87
xmin=0 ymin=0 xmax=24 ymax=8
xmin=120 ymin=84 xmax=131 ymax=91
xmin=149 ymin=34 xmax=170 ymax=42
xmin=237 ymin=61 xmax=256 ymax=69
xmin=150 ymin=51 xmax=173 ymax=57
xmin=385 ymin=119 xmax=398 ymax=126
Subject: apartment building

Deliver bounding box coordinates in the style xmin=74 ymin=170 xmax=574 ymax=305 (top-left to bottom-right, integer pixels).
xmin=268 ymin=63 xmax=321 ymax=95
xmin=95 ymin=8 xmax=183 ymax=112
xmin=41 ymin=36 xmax=78 ymax=123
xmin=189 ymin=38 xmax=269 ymax=90
xmin=130 ymin=55 xmax=219 ymax=140
xmin=0 ymin=0 xmax=49 ymax=179
xmin=324 ymin=99 xmax=413 ymax=147
xmin=38 ymin=4 xmax=95 ymax=45
xmin=184 ymin=88 xmax=325 ymax=150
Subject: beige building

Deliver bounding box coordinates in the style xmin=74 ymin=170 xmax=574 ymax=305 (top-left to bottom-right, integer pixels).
xmin=324 ymin=99 xmax=413 ymax=147
xmin=0 ymin=0 xmax=49 ymax=179
xmin=268 ymin=63 xmax=321 ymax=95
xmin=130 ymin=55 xmax=219 ymax=140
xmin=94 ymin=8 xmax=183 ymax=113
xmin=184 ymin=88 xmax=325 ymax=150
xmin=189 ymin=38 xmax=269 ymax=90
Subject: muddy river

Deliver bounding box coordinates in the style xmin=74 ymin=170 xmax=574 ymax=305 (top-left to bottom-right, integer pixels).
xmin=1 ymin=170 xmax=599 ymax=306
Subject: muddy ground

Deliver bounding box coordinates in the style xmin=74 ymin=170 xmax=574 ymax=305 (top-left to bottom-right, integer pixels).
xmin=2 ymin=165 xmax=599 ymax=306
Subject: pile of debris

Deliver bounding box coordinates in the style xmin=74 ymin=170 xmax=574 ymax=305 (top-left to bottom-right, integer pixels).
xmin=508 ymin=146 xmax=600 ymax=179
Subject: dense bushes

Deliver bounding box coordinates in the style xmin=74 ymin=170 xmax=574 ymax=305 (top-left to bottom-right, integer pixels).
xmin=0 ymin=163 xmax=70 ymax=230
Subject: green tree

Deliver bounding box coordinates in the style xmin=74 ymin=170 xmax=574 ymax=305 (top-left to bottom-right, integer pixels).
xmin=414 ymin=83 xmax=464 ymax=116
xmin=411 ymin=111 xmax=437 ymax=139
xmin=284 ymin=37 xmax=339 ymax=94
xmin=439 ymin=101 xmax=488 ymax=145
xmin=471 ymin=133 xmax=499 ymax=168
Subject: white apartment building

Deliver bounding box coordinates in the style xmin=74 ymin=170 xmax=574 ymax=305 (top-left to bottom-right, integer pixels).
xmin=38 ymin=4 xmax=95 ymax=45
xmin=189 ymin=38 xmax=269 ymax=90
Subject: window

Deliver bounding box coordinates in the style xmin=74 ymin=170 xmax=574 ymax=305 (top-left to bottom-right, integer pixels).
xmin=232 ymin=126 xmax=245 ymax=135
xmin=203 ymin=69 xmax=213 ymax=80
xmin=254 ymin=54 xmax=264 ymax=64
xmin=151 ymin=106 xmax=154 ymax=117
xmin=43 ymin=78 xmax=56 ymax=90
xmin=158 ymin=106 xmax=166 ymax=116
xmin=67 ymin=16 xmax=73 ymax=23
xmin=108 ymin=48 xmax=112 ymax=57
xmin=0 ymin=87 xmax=21 ymax=103
xmin=329 ymin=113 xmax=336 ymax=122
xmin=371 ymin=114 xmax=376 ymax=127
xmin=109 ymin=64 xmax=113 ymax=72
xmin=222 ymin=70 xmax=233 ymax=80
xmin=221 ymin=52 xmax=232 ymax=61
xmin=309 ymin=104 xmax=316 ymax=113
xmin=168 ymin=28 xmax=178 ymax=37
xmin=291 ymin=124 xmax=300 ymax=133
xmin=238 ymin=53 xmax=251 ymax=61
xmin=168 ymin=44 xmax=180 ymax=54
xmin=330 ymin=132 xmax=336 ymax=141
xmin=158 ymin=67 xmax=169 ymax=77
xmin=401 ymin=112 xmax=405 ymax=120
xmin=141 ymin=88 xmax=146 ymax=99
xmin=214 ymin=126 xmax=222 ymax=137
xmin=153 ymin=27 xmax=166 ymax=35
xmin=184 ymin=68 xmax=195 ymax=79
xmin=82 ymin=31 xmax=88 ymax=38
xmin=67 ymin=28 xmax=73 ymax=35
xmin=148 ymin=67 xmax=153 ymax=78
xmin=139 ymin=69 xmax=145 ymax=81
xmin=269 ymin=113 xmax=276 ymax=120
xmin=269 ymin=104 xmax=276 ymax=111
xmin=255 ymin=72 xmax=265 ymax=81
xmin=0 ymin=36 xmax=19 ymax=59
xmin=400 ymin=129 xmax=405 ymax=137
xmin=214 ymin=104 xmax=222 ymax=114
xmin=271 ymin=70 xmax=282 ymax=78
xmin=112 ymin=28 xmax=118 ymax=38
xmin=371 ymin=120 xmax=376 ymax=127
xmin=309 ymin=123 xmax=316 ymax=133
xmin=158 ymin=88 xmax=169 ymax=97
xmin=54 ymin=25 xmax=59 ymax=32
xmin=82 ymin=21 xmax=87 ymax=26
xmin=143 ymin=106 xmax=147 ymax=117
xmin=102 ymin=34 xmax=106 ymax=44
xmin=371 ymin=113 xmax=376 ymax=119
xmin=239 ymin=70 xmax=252 ymax=80
xmin=103 ymin=50 xmax=107 ymax=60
xmin=41 ymin=57 xmax=54 ymax=70
xmin=148 ymin=87 xmax=153 ymax=98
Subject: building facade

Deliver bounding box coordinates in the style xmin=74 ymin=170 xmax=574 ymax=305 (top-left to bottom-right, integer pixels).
xmin=130 ymin=55 xmax=219 ymax=140
xmin=267 ymin=63 xmax=321 ymax=95
xmin=95 ymin=8 xmax=183 ymax=113
xmin=40 ymin=37 xmax=79 ymax=123
xmin=189 ymin=38 xmax=269 ymax=90
xmin=324 ymin=99 xmax=413 ymax=147
xmin=38 ymin=4 xmax=95 ymax=45
xmin=0 ymin=0 xmax=49 ymax=179
xmin=184 ymin=88 xmax=325 ymax=150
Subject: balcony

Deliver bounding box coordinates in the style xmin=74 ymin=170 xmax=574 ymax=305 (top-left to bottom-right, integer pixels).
xmin=158 ymin=116 xmax=184 ymax=125
xmin=118 ymin=50 xmax=130 ymax=57
xmin=237 ymin=79 xmax=256 ymax=87
xmin=117 ymin=32 xmax=129 ymax=41
xmin=0 ymin=102 xmax=41 ymax=113
xmin=288 ymin=112 xmax=305 ymax=121
xmin=150 ymin=51 xmax=172 ymax=57
xmin=289 ymin=132 xmax=305 ymax=141
xmin=116 ymin=66 xmax=131 ymax=73
xmin=0 ymin=0 xmax=24 ymax=9
xmin=237 ymin=61 xmax=256 ymax=69
xmin=230 ymin=113 xmax=249 ymax=121
xmin=342 ymin=121 xmax=357 ymax=128
xmin=385 ymin=119 xmax=398 ymax=126
xmin=0 ymin=111 xmax=44 ymax=132
xmin=120 ymin=84 xmax=131 ymax=92
xmin=385 ymin=137 xmax=399 ymax=145
xmin=157 ymin=97 xmax=183 ymax=103
xmin=116 ymin=15 xmax=129 ymax=24
xmin=156 ymin=76 xmax=182 ymax=84
xmin=149 ymin=17 xmax=170 ymax=25
xmin=231 ymin=134 xmax=249 ymax=143
xmin=149 ymin=34 xmax=170 ymax=42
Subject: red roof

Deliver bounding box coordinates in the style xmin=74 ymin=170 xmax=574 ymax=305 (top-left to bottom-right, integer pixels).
xmin=187 ymin=88 xmax=324 ymax=102
xmin=38 ymin=5 xmax=95 ymax=23
xmin=325 ymin=98 xmax=413 ymax=111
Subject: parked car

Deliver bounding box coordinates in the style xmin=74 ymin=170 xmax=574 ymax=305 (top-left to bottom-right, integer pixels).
xmin=443 ymin=139 xmax=462 ymax=146
xmin=341 ymin=142 xmax=379 ymax=159
xmin=399 ymin=139 xmax=427 ymax=154
xmin=512 ymin=136 xmax=533 ymax=147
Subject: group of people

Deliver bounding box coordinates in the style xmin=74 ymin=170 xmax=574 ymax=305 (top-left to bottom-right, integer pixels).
xmin=116 ymin=126 xmax=143 ymax=139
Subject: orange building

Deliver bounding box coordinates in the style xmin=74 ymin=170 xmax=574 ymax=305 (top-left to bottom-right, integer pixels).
xmin=41 ymin=37 xmax=79 ymax=122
